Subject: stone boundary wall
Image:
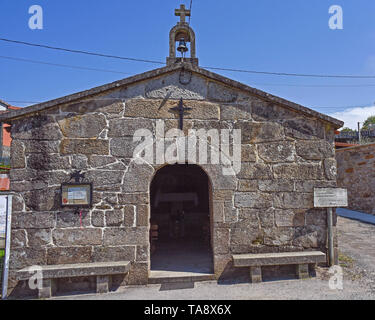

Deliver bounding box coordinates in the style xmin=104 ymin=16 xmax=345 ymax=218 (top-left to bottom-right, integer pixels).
xmin=7 ymin=70 xmax=338 ymax=297
xmin=336 ymin=143 xmax=375 ymax=215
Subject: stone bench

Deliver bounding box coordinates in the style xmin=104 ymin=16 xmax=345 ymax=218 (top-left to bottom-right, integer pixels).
xmin=16 ymin=261 xmax=131 ymax=298
xmin=232 ymin=251 xmax=326 ymax=283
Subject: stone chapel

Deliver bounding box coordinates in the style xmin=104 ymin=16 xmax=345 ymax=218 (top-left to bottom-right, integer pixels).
xmin=0 ymin=5 xmax=343 ymax=297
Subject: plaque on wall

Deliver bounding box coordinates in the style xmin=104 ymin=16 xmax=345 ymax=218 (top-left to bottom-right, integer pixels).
xmin=61 ymin=183 xmax=93 ymax=207
xmin=314 ymin=188 xmax=348 ymax=208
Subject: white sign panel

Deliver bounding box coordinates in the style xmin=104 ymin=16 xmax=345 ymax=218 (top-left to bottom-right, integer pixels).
xmin=314 ymin=188 xmax=348 ymax=208
xmin=0 ymin=195 xmax=6 ymax=235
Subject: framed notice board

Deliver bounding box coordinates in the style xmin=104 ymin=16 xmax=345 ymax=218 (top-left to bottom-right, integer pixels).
xmin=60 ymin=183 xmax=93 ymax=208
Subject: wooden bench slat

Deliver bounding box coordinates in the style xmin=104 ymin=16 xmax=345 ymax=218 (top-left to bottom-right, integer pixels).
xmin=16 ymin=261 xmax=131 ymax=281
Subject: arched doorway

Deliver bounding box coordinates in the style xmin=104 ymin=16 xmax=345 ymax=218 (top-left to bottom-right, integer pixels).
xmin=149 ymin=164 xmax=213 ymax=274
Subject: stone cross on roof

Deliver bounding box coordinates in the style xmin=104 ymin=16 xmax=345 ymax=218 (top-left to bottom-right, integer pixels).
xmin=175 ymin=4 xmax=191 ymax=24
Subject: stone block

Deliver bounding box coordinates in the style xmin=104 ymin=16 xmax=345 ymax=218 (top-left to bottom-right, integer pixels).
xmin=96 ymin=275 xmax=110 ymax=294
xmin=11 ymin=180 xmax=47 ymax=192
xmin=283 ymin=118 xmax=324 ymax=140
xmin=89 ymin=155 xmax=117 ymax=168
xmin=273 ymin=163 xmax=324 ymax=180
xmin=237 ymin=208 xmax=260 ymax=229
xmin=234 ymin=121 xmax=284 ymax=144
xmin=118 ymin=193 xmax=149 ymax=205
xmin=71 ymin=155 xmax=88 ymax=169
xmin=27 ymin=153 xmax=70 ymax=170
xmin=234 ymin=192 xmax=273 ymax=209
xmin=52 ymin=228 xmax=103 ymax=246
xmin=258 ymin=180 xmax=294 ymax=192
xmin=122 ymin=162 xmax=154 ymax=193
xmin=296 ymin=140 xmax=334 ymax=160
xmin=136 ymin=245 xmax=149 ymax=262
xmin=56 ymin=211 xmax=90 ymax=228
xmin=91 ymin=210 xmax=105 ymax=227
xmin=232 ymin=251 xmax=326 ymax=267
xmin=294 ymin=180 xmax=336 ymax=193
xmin=92 ymin=246 xmax=136 ymax=262
xmin=12 ymin=116 xmax=62 ymax=140
xmin=296 ymin=264 xmax=309 ymax=279
xmin=324 ymin=158 xmax=337 ymax=180
xmin=105 ymin=209 xmax=124 ymax=227
xmin=213 ymin=228 xmax=230 ymax=254
xmin=273 ymin=192 xmax=313 ymax=209
xmin=258 ymin=141 xmax=295 ymax=163
xmin=127 ymin=262 xmax=148 ymax=285
xmin=23 ymin=140 xmax=60 ymax=154
xmin=230 ymin=227 xmax=261 ymax=246
xmin=250 ymin=266 xmax=262 ymax=283
xmin=136 ymin=205 xmax=149 ymax=227
xmin=212 ymin=201 xmax=224 ymax=223
xmin=103 ymin=227 xmax=148 ymax=246
xmin=86 ymin=170 xmax=124 ymax=186
xmin=144 ymin=72 xmax=207 ymax=100
xmin=257 ymin=208 xmax=275 ymax=229
xmin=60 ymin=139 xmax=109 ymax=155
xmin=275 ymin=209 xmax=305 ymax=227
xmin=207 ymin=81 xmax=238 ymax=103
xmin=10 ymin=248 xmax=47 ymax=269
xmin=12 ymin=212 xmax=55 ymax=229
xmin=27 ymin=229 xmax=51 ymax=247
xmin=61 ymin=98 xmax=121 ymax=114
xmin=238 ymin=179 xmax=258 ymax=192
xmin=57 ymin=114 xmax=106 ymax=138
xmin=10 ymin=140 xmax=25 ymax=168
xmin=201 ymin=164 xmax=237 ymax=190
xmin=11 ymin=230 xmax=27 ymax=248
xmin=110 ymin=137 xmax=139 ymax=158
xmin=124 ymin=99 xmax=219 ymax=120
xmin=251 ymin=102 xmax=297 ymax=122
xmin=47 ymin=247 xmax=92 ymax=265
xmin=241 ymin=144 xmax=257 ymax=162
xmin=220 ymin=104 xmax=252 ymax=120
xmin=237 ymin=163 xmax=273 ymax=180
xmin=24 ymin=188 xmax=58 ymax=211
xmin=108 ymin=118 xmax=154 ymax=137
xmin=123 ymin=205 xmax=136 ymax=227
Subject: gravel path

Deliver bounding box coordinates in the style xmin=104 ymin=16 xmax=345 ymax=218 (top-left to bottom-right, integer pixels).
xmin=51 ymin=216 xmax=375 ymax=300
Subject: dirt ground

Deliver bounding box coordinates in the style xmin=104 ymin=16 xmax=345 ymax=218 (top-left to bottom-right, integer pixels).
xmin=49 ymin=216 xmax=375 ymax=300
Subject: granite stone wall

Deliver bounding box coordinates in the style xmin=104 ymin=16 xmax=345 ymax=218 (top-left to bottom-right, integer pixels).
xmin=336 ymin=143 xmax=375 ymax=215
xmin=7 ymin=71 xmax=338 ymax=296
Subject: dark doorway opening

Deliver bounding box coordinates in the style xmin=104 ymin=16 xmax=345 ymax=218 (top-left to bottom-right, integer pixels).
xmin=150 ymin=164 xmax=213 ymax=274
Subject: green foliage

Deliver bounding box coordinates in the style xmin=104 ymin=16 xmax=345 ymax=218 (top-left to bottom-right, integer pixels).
xmin=340 ymin=127 xmax=355 ymax=132
xmin=362 ymin=116 xmax=375 ymax=130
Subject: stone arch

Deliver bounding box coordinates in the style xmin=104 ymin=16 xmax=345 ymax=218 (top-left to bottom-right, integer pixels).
xmin=169 ymin=24 xmax=196 ymax=59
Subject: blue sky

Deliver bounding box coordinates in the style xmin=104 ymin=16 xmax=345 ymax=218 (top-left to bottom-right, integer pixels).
xmin=1 ymin=0 xmax=375 ymax=129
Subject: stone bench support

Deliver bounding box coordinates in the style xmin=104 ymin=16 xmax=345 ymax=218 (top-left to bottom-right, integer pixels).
xmin=16 ymin=261 xmax=131 ymax=299
xmin=233 ymin=251 xmax=326 ymax=283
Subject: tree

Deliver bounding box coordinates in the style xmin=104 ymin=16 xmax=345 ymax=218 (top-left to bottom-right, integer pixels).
xmin=340 ymin=127 xmax=355 ymax=132
xmin=362 ymin=116 xmax=375 ymax=130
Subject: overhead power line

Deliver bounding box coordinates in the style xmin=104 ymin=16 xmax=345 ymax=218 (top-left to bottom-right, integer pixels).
xmin=0 ymin=38 xmax=165 ymax=65
xmin=2 ymin=37 xmax=375 ymax=79
xmin=0 ymin=55 xmax=133 ymax=75
xmin=188 ymin=0 xmax=193 ymax=25
xmin=201 ymin=65 xmax=375 ymax=79
xmin=3 ymin=53 xmax=375 ymax=88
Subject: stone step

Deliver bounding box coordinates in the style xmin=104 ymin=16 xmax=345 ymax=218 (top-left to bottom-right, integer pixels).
xmin=148 ymin=270 xmax=216 ymax=284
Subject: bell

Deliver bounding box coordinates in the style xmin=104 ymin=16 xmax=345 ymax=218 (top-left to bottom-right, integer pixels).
xmin=177 ymin=38 xmax=189 ymax=55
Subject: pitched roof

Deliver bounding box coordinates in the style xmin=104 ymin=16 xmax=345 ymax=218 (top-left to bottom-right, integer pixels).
xmin=0 ymin=63 xmax=344 ymax=128
xmin=0 ymin=99 xmax=11 ymax=108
